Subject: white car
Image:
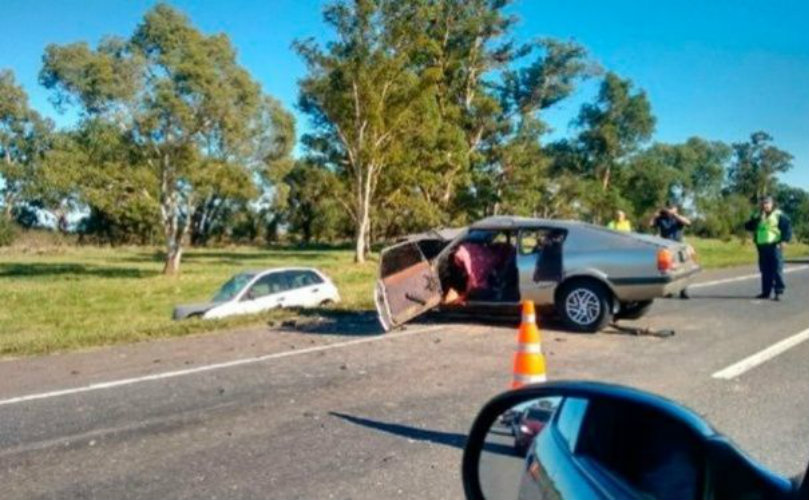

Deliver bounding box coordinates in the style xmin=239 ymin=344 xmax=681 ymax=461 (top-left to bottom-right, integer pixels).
xmin=173 ymin=267 xmax=340 ymax=320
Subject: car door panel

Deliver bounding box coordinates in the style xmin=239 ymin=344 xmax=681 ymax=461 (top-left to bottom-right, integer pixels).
xmin=518 ymin=229 xmax=566 ymax=306
xmin=376 ymin=241 xmax=442 ymax=330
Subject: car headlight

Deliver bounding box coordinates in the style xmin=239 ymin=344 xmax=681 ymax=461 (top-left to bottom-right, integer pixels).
xmin=520 ymin=425 xmax=531 ymax=434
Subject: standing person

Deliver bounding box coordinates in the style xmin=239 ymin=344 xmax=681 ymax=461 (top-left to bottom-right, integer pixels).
xmin=607 ymin=210 xmax=632 ymax=232
xmin=650 ymin=202 xmax=692 ymax=299
xmin=745 ymin=196 xmax=792 ymax=301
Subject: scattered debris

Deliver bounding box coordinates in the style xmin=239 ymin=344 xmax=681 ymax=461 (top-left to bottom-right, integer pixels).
xmin=607 ymin=322 xmax=675 ymax=338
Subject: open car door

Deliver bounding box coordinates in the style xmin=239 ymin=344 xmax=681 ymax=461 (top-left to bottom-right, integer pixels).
xmin=375 ymin=240 xmax=443 ymax=331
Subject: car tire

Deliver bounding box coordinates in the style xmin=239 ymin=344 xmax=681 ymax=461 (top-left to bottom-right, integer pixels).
xmin=616 ymin=300 xmax=653 ymax=320
xmin=556 ymin=280 xmax=612 ymax=333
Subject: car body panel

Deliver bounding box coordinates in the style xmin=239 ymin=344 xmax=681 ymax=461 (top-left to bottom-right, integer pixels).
xmin=174 ymin=267 xmax=340 ymax=320
xmin=376 ymin=240 xmax=443 ymax=331
xmin=172 ymin=302 xmax=218 ymax=320
xmin=376 ymin=216 xmax=701 ymax=330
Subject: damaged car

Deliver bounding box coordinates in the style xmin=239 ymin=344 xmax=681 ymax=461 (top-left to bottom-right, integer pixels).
xmin=375 ymin=216 xmax=700 ymax=333
xmin=173 ymin=267 xmax=340 ymax=320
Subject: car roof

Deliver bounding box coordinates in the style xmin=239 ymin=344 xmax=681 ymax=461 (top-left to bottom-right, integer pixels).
xmin=244 ymin=267 xmax=325 ymax=277
xmin=469 ymin=216 xmax=585 ymax=231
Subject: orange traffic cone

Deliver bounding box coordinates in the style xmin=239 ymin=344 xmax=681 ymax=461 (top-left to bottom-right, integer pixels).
xmin=512 ymin=300 xmax=547 ymax=389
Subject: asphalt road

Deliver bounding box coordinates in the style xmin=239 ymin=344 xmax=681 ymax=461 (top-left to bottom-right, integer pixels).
xmin=1 ymin=263 xmax=808 ymax=499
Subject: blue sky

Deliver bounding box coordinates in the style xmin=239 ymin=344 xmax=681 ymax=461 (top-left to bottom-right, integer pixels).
xmin=3 ymin=0 xmax=808 ymax=188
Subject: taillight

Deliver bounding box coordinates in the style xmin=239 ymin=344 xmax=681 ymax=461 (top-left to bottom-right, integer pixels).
xmin=657 ymin=249 xmax=674 ymax=272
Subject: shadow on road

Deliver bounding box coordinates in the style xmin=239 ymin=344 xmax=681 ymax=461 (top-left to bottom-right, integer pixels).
xmin=0 ymin=262 xmax=158 ymax=279
xmin=688 ymin=294 xmax=758 ymax=300
xmin=329 ymin=412 xmax=515 ymax=457
xmin=281 ymin=309 xmax=384 ymax=336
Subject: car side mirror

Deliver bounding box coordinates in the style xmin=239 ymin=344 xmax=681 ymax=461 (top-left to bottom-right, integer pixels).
xmin=242 ymin=289 xmax=255 ymax=301
xmin=462 ymin=381 xmax=800 ymax=500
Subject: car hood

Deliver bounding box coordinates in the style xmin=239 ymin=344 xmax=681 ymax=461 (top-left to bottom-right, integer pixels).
xmin=173 ymin=302 xmax=218 ymax=320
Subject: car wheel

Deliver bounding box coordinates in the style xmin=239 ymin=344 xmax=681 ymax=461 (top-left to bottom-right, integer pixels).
xmin=616 ymin=300 xmax=654 ymax=320
xmin=557 ymin=280 xmax=612 ymax=333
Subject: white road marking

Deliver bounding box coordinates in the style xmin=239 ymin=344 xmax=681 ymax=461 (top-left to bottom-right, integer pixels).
xmin=712 ymin=327 xmax=809 ymax=380
xmin=0 ymin=325 xmax=446 ymax=407
xmin=690 ymin=265 xmax=809 ymax=289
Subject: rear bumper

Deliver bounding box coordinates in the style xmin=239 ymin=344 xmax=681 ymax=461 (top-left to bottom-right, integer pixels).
xmin=609 ymin=266 xmax=701 ymax=301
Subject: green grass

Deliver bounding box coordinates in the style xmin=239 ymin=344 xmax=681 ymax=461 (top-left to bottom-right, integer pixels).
xmin=689 ymin=237 xmax=809 ymax=269
xmin=0 ymin=238 xmax=806 ymax=357
xmin=0 ymin=246 xmax=377 ymax=357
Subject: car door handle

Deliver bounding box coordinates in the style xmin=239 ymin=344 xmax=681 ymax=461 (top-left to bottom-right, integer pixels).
xmin=311 ymin=288 xmax=320 ymax=293
xmin=276 ymin=296 xmax=285 ymax=303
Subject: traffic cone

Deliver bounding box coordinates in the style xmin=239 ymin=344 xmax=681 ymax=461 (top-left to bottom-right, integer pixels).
xmin=512 ymin=300 xmax=547 ymax=389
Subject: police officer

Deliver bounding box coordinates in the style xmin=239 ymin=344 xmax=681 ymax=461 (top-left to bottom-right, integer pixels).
xmin=745 ymin=196 xmax=792 ymax=301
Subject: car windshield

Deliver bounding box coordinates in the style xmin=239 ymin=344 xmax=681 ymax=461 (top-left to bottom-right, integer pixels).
xmin=212 ymin=273 xmax=255 ymax=302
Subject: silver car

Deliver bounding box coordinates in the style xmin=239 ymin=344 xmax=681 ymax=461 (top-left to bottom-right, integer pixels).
xmin=375 ymin=216 xmax=700 ymax=332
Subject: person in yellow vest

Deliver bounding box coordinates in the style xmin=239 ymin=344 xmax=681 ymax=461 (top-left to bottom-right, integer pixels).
xmin=607 ymin=210 xmax=632 ymax=232
xmin=744 ymin=196 xmax=792 ymax=301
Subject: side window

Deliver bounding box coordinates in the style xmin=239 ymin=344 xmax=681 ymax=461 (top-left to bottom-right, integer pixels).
xmin=286 ymin=270 xmax=324 ymax=289
xmin=491 ymin=231 xmax=511 ymax=245
xmin=555 ymin=397 xmax=589 ymax=452
xmin=519 ymin=229 xmax=567 ymax=255
xmin=246 ymin=273 xmax=290 ymax=299
xmin=519 ymin=229 xmax=548 ymax=255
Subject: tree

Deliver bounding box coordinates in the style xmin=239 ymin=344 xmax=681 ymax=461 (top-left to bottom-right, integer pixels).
xmin=284 ymin=161 xmax=351 ymax=244
xmin=728 ymin=131 xmax=793 ymax=203
xmin=488 ymin=39 xmax=592 ymax=217
xmin=622 ymin=138 xmax=730 ymax=221
xmin=41 ymin=120 xmax=160 ymax=244
xmin=41 ymin=4 xmax=292 ymax=273
xmin=574 ymin=72 xmax=655 ymax=193
xmin=775 ymin=184 xmax=809 ymax=243
xmin=295 ymin=0 xmax=434 ymax=262
xmin=0 ymin=69 xmax=53 ymax=220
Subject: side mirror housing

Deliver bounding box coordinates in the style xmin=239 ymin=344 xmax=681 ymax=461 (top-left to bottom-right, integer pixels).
xmin=462 ymin=381 xmax=798 ymax=500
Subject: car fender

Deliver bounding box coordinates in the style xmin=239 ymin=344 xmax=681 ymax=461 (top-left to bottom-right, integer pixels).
xmin=203 ymin=302 xmax=238 ymax=320
xmin=556 ymin=269 xmax=617 ymax=304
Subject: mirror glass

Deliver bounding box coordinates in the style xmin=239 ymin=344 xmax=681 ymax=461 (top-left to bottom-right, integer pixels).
xmin=479 ymin=395 xmax=707 ymax=500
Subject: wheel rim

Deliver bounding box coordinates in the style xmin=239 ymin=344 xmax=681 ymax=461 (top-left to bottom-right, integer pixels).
xmin=565 ymin=288 xmax=601 ymax=325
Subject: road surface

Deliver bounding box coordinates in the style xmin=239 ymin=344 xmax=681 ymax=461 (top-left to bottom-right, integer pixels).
xmin=1 ymin=263 xmax=808 ymax=499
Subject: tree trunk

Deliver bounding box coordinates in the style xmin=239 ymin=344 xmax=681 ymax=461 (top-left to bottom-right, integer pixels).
xmin=602 ymin=165 xmax=611 ymax=191
xmin=163 ymin=242 xmax=182 ymax=275
xmin=353 ymin=163 xmax=374 ymax=264
xmin=354 ymin=220 xmax=367 ymax=264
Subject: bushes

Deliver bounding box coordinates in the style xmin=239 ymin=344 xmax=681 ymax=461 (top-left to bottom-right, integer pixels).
xmin=0 ymin=218 xmax=16 ymax=246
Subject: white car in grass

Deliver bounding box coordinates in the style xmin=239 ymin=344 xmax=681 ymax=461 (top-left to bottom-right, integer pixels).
xmin=173 ymin=267 xmax=340 ymax=320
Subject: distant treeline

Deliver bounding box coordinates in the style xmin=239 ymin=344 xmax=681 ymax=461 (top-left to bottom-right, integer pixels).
xmin=1 ymin=2 xmax=807 ymax=271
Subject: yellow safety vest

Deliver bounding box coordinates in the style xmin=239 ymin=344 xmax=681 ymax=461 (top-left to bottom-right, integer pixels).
xmin=608 ymin=219 xmax=632 ymax=232
xmin=755 ymin=209 xmax=782 ymax=245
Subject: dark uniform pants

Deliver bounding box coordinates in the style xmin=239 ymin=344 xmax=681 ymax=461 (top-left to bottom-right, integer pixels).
xmin=757 ymin=243 xmax=785 ymax=296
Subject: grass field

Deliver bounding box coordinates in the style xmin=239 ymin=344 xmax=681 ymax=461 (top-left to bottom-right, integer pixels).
xmin=1 ymin=237 xmax=807 ymax=357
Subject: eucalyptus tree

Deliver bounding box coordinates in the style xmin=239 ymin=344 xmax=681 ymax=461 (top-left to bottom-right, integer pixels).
xmin=40 ymin=4 xmax=292 ymax=273
xmin=296 ymin=0 xmax=434 ymax=262
xmin=0 ymin=69 xmax=53 ymax=220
